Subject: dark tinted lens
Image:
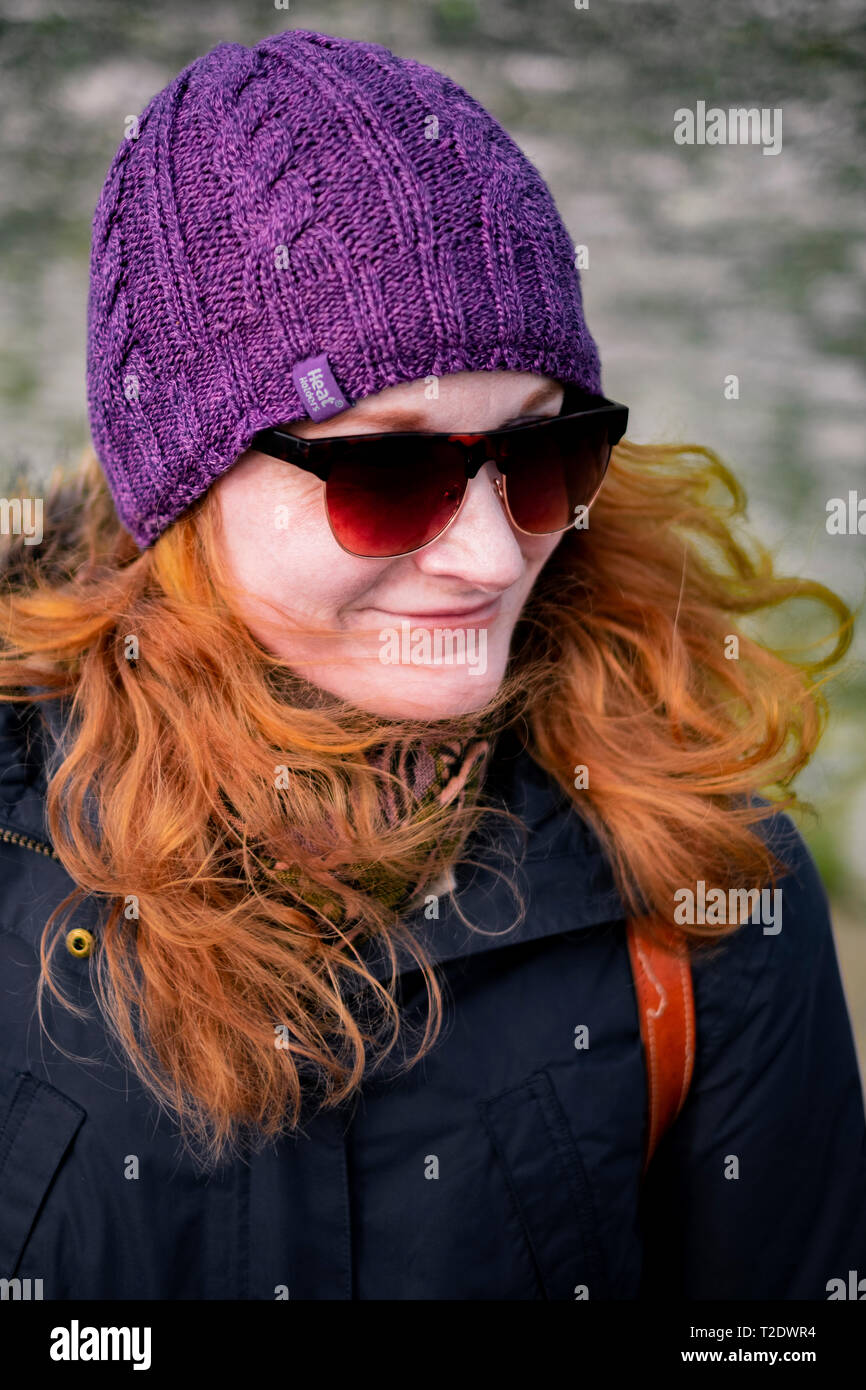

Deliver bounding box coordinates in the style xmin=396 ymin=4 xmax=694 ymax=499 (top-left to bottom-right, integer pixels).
xmin=501 ymin=414 xmax=612 ymax=533
xmin=325 ymin=435 xmax=467 ymax=558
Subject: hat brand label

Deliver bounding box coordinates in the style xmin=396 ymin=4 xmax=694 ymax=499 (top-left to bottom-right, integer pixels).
xmin=292 ymin=353 xmax=350 ymax=422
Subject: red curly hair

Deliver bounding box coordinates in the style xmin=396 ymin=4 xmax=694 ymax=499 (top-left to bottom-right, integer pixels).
xmin=0 ymin=433 xmax=853 ymax=1168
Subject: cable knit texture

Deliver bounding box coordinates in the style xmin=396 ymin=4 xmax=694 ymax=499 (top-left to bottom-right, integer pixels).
xmin=86 ymin=27 xmax=603 ymax=550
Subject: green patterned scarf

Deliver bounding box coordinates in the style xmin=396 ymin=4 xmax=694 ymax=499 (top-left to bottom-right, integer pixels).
xmin=260 ymin=734 xmax=493 ymax=924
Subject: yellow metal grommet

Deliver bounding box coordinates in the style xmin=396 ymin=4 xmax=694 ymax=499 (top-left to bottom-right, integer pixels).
xmin=66 ymin=928 xmax=94 ymax=959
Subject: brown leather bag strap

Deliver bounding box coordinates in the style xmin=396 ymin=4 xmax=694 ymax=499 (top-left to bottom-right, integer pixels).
xmin=626 ymin=916 xmax=695 ymax=1175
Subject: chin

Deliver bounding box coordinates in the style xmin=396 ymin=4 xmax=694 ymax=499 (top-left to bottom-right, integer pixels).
xmin=310 ymin=665 xmax=505 ymax=721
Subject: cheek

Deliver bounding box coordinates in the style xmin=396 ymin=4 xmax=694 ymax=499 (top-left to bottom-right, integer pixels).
xmin=214 ymin=459 xmax=384 ymax=618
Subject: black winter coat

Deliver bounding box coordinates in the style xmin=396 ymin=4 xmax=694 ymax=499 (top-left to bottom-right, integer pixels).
xmin=1 ymin=696 xmax=865 ymax=1300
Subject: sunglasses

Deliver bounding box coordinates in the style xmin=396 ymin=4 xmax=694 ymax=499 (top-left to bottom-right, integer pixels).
xmin=250 ymin=382 xmax=628 ymax=559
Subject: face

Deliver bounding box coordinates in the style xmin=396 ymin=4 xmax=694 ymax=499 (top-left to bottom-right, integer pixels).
xmin=213 ymin=370 xmax=566 ymax=719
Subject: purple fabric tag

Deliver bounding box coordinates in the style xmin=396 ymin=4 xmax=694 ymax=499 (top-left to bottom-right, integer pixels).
xmin=291 ymin=353 xmax=350 ymax=422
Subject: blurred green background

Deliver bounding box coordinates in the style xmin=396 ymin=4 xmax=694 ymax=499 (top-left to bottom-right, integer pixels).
xmin=1 ymin=0 xmax=864 ymax=1067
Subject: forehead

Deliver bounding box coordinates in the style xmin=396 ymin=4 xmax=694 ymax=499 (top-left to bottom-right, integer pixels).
xmin=315 ymin=375 xmax=567 ymax=428
xmin=353 ymin=371 xmax=559 ymax=413
xmin=288 ymin=372 xmax=563 ymax=438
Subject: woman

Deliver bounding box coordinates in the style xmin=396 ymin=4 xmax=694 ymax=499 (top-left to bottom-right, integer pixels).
xmin=0 ymin=27 xmax=864 ymax=1301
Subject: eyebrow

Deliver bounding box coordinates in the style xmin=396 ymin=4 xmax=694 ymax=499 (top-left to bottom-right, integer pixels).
xmin=345 ymin=382 xmax=563 ymax=432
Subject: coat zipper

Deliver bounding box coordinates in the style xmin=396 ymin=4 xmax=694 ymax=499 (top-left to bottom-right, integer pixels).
xmin=0 ymin=825 xmax=61 ymax=861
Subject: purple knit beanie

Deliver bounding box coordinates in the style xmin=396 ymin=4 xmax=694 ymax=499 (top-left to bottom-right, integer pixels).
xmin=86 ymin=28 xmax=603 ymax=550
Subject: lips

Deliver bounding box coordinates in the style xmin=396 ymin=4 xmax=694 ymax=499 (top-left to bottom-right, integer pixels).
xmin=376 ymin=597 xmax=502 ymax=624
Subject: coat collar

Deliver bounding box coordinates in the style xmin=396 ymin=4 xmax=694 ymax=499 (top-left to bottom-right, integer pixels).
xmin=1 ymin=696 xmax=626 ymax=979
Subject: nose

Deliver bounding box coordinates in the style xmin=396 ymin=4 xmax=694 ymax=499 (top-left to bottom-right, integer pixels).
xmin=413 ymin=460 xmax=525 ymax=587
